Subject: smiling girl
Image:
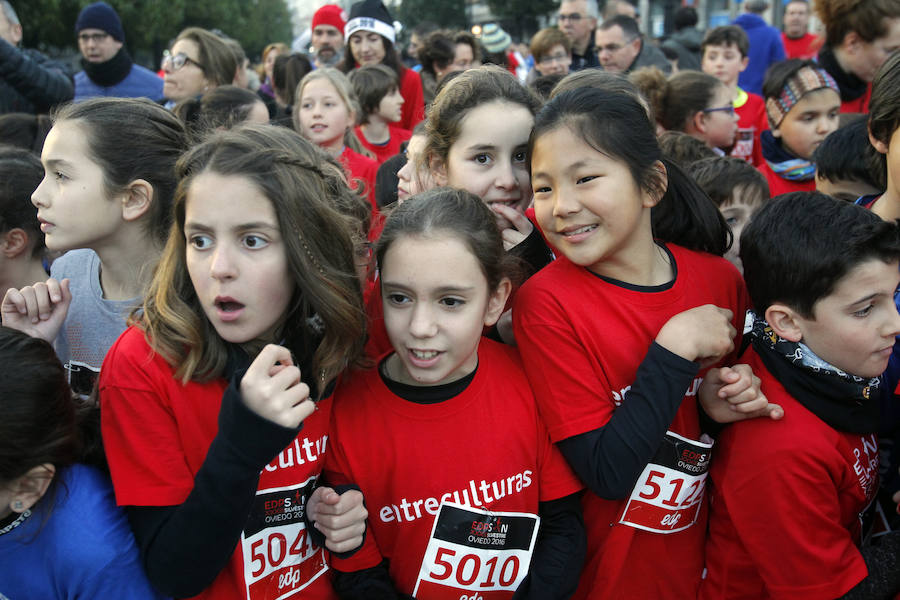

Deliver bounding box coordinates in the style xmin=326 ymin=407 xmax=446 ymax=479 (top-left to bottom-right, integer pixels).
xmin=99 ymin=125 xmax=369 ymax=599
xmin=325 ymin=188 xmax=586 ymax=599
xmin=515 ymin=87 xmax=779 ymax=599
xmin=424 ymin=65 xmax=552 ymax=273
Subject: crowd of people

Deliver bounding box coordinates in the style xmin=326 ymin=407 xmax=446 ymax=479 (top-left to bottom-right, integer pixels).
xmin=1 ymin=0 xmax=900 ymax=598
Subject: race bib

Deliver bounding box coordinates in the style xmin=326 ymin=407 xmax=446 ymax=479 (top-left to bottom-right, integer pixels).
xmin=241 ymin=479 xmax=328 ymax=600
xmin=413 ymin=502 xmax=539 ymax=600
xmin=619 ymin=431 xmax=713 ymax=534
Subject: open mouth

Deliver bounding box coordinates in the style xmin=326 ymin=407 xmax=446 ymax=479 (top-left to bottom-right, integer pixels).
xmin=410 ymin=349 xmax=440 ymax=359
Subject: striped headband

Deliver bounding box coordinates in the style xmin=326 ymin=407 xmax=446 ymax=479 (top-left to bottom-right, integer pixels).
xmin=765 ymin=66 xmax=839 ymax=129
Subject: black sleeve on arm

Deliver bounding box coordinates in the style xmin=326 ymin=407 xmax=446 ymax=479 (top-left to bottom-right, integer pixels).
xmin=556 ymin=342 xmax=699 ymax=500
xmin=513 ymin=492 xmax=586 ymax=600
xmin=838 ymin=531 xmax=900 ymax=600
xmin=331 ymin=560 xmax=410 ymax=600
xmin=508 ymin=225 xmax=553 ymax=275
xmin=126 ymin=377 xmax=304 ymax=598
xmin=302 ymin=478 xmax=366 ymax=559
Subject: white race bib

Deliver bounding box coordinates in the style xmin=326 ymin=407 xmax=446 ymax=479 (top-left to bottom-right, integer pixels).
xmin=241 ymin=479 xmax=328 ymax=600
xmin=619 ymin=431 xmax=713 ymax=534
xmin=413 ymin=502 xmax=540 ymax=600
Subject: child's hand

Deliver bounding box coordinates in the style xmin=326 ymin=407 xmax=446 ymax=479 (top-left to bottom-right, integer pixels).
xmin=656 ymin=305 xmax=735 ymax=367
xmin=491 ymin=203 xmax=534 ymax=251
xmin=1 ymin=278 xmax=71 ymax=343
xmin=699 ymin=364 xmax=784 ymax=424
xmin=307 ymin=486 xmax=368 ymax=553
xmin=240 ymin=344 xmax=316 ymax=428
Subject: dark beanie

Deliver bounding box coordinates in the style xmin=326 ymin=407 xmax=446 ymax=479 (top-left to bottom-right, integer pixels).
xmin=75 ymin=2 xmax=125 ymax=42
xmin=345 ymin=0 xmax=395 ymax=43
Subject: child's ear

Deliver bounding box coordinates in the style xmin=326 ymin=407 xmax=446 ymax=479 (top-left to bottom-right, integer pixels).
xmin=1 ymin=228 xmax=30 ymax=259
xmin=121 ymin=179 xmax=154 ymax=223
xmin=765 ymin=303 xmax=804 ymax=342
xmin=9 ymin=463 xmax=55 ymax=514
xmin=868 ymin=127 xmax=889 ymax=155
xmin=739 ymin=56 xmax=749 ymax=73
xmin=642 ymin=160 xmax=667 ymax=208
xmin=842 ymin=30 xmax=862 ymax=55
xmin=483 ymin=277 xmax=512 ymax=327
xmin=691 ymin=110 xmax=707 ymax=136
xmin=430 ymin=155 xmax=449 ymax=187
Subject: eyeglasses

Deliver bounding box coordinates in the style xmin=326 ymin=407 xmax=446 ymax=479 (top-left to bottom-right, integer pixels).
xmin=539 ymin=53 xmax=571 ymax=66
xmin=596 ymin=38 xmax=637 ymax=54
xmin=78 ymin=32 xmax=110 ymax=44
xmin=557 ymin=13 xmax=584 ymax=22
xmin=161 ymin=50 xmax=205 ymax=72
xmin=702 ymin=105 xmax=736 ymax=115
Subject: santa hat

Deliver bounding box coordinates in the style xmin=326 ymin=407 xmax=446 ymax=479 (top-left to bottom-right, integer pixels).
xmin=345 ymin=0 xmax=396 ymax=44
xmin=312 ymin=5 xmax=347 ymax=34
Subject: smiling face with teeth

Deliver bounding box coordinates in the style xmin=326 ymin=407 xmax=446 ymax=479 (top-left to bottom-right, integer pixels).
xmin=380 ymin=232 xmax=509 ymax=386
xmin=184 ymin=172 xmax=294 ymax=344
xmin=436 ymin=100 xmax=534 ymax=231
xmin=531 ymin=125 xmax=664 ymax=282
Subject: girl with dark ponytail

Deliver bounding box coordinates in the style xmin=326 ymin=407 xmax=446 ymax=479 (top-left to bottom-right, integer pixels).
xmin=514 ymin=87 xmax=780 ymax=599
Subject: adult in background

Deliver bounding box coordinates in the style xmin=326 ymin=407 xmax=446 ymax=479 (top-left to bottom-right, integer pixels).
xmin=781 ymin=0 xmax=817 ymax=59
xmin=530 ymin=27 xmax=572 ymax=79
xmin=162 ymin=27 xmax=236 ymax=107
xmin=73 ymin=2 xmax=162 ymax=102
xmin=815 ymin=0 xmax=900 ymax=114
xmin=310 ymin=4 xmax=345 ymax=69
xmin=419 ymin=30 xmax=478 ymax=106
xmin=596 ymin=15 xmax=671 ymax=75
xmin=557 ymin=0 xmax=599 ymax=71
xmin=0 ymin=1 xmax=72 ymax=114
xmin=662 ymin=6 xmax=702 ymax=72
xmin=340 ymin=0 xmax=424 ymax=130
xmin=733 ymin=0 xmax=785 ymax=95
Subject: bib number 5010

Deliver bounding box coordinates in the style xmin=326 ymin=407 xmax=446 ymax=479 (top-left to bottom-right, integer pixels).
xmin=429 ymin=547 xmax=521 ymax=588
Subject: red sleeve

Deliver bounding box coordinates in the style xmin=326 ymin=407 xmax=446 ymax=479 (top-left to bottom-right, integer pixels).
xmin=513 ymin=283 xmax=617 ymax=443
xmin=714 ymin=433 xmax=867 ymax=598
xmin=99 ymin=329 xmax=197 ymax=506
xmin=399 ymin=68 xmax=425 ymax=130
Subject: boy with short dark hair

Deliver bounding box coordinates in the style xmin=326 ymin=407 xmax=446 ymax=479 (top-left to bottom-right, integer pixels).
xmin=687 ymin=156 xmax=769 ymax=273
xmin=348 ymin=64 xmax=412 ymax=164
xmin=700 ymin=192 xmax=900 ymax=600
xmin=701 ymin=26 xmax=769 ymax=166
xmin=814 ymin=117 xmax=882 ymax=202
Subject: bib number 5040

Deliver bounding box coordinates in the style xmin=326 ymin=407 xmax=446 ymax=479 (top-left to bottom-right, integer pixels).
xmin=429 ymin=547 xmax=521 ymax=588
xmin=249 ymin=527 xmax=315 ymax=577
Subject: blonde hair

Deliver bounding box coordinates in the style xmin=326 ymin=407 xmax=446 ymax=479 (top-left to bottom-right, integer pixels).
xmin=293 ymin=68 xmax=372 ymax=157
xmin=139 ymin=124 xmax=366 ymax=391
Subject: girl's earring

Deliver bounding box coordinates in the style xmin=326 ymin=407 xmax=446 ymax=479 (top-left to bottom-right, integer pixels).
xmin=12 ymin=501 xmax=23 ymax=511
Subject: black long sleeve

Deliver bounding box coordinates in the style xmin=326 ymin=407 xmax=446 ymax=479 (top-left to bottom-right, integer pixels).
xmin=838 ymin=531 xmax=900 ymax=600
xmin=512 ymin=492 xmax=585 ymax=600
xmin=331 ymin=560 xmax=412 ymax=600
xmin=509 ymin=224 xmax=554 ymax=276
xmin=126 ymin=376 xmax=304 ymax=598
xmin=0 ymin=40 xmax=73 ymax=113
xmin=557 ymin=342 xmax=699 ymax=499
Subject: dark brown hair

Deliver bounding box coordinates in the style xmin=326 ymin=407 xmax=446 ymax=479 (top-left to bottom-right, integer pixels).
xmin=175 ymin=27 xmax=238 ymax=87
xmin=348 ymin=64 xmax=399 ymax=123
xmin=815 ymin=0 xmax=900 ymax=47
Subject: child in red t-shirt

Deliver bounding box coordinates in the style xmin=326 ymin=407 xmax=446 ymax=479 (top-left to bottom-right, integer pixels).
xmin=701 ymin=26 xmax=769 ymax=166
xmin=294 ymin=68 xmax=378 ymax=212
xmin=701 ymin=192 xmax=900 ymax=599
xmin=349 ymin=64 xmax=412 ymax=165
xmin=326 ymin=188 xmax=586 ymax=599
xmin=98 ymin=126 xmax=369 ymax=600
xmin=514 ymin=87 xmax=781 ymax=599
xmin=759 ymin=59 xmax=841 ymax=196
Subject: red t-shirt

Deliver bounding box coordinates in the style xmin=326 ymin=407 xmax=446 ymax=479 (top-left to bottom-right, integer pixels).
xmin=841 ymin=84 xmax=872 ymax=114
xmin=758 ymin=160 xmax=817 ymax=196
xmin=355 ymin=124 xmax=412 ymax=165
xmin=513 ymin=244 xmax=749 ymax=600
xmin=700 ymin=348 xmax=876 ymax=600
xmin=324 ymin=339 xmax=583 ymax=596
xmin=731 ymin=89 xmax=768 ymax=167
xmin=781 ymin=32 xmax=819 ymax=60
xmin=99 ymin=327 xmax=338 ymax=600
xmin=398 ymin=67 xmax=425 ymax=130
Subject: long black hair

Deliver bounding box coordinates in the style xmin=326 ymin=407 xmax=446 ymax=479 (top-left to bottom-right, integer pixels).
xmin=528 ymin=86 xmax=730 ymax=256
